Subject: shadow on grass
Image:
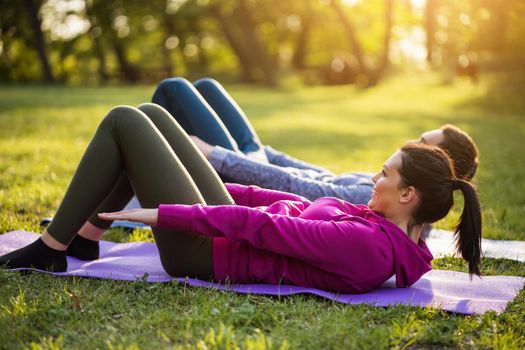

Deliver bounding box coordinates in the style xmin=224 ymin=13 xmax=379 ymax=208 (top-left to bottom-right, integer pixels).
xmin=452 ymin=71 xmax=525 ymax=117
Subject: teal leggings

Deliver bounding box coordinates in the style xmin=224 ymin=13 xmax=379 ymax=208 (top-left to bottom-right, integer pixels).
xmin=46 ymin=103 xmax=234 ymax=279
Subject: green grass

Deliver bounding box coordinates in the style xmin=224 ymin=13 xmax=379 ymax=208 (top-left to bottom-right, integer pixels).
xmin=1 ymin=73 xmax=524 ymax=349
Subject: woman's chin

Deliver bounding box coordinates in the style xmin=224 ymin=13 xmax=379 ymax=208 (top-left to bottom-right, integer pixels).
xmin=368 ymin=200 xmax=382 ymax=214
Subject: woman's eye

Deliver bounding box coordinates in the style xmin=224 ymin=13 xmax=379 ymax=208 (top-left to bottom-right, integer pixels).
xmin=381 ymin=170 xmax=386 ymax=177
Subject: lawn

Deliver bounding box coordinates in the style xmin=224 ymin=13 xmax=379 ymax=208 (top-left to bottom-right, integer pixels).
xmin=0 ymin=73 xmax=524 ymax=349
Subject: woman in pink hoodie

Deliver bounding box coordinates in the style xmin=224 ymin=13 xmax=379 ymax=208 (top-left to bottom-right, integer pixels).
xmin=0 ymin=103 xmax=482 ymax=293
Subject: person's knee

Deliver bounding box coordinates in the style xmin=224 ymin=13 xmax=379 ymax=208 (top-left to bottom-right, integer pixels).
xmin=101 ymin=105 xmax=139 ymax=125
xmin=137 ymin=102 xmax=165 ymax=116
xmin=156 ymin=77 xmax=193 ymax=95
xmin=101 ymin=105 xmax=150 ymax=130
xmin=193 ymin=77 xmax=221 ymax=92
xmin=137 ymin=103 xmax=178 ymax=129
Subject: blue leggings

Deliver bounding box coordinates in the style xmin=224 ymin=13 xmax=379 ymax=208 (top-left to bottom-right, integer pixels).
xmin=152 ymin=77 xmax=266 ymax=159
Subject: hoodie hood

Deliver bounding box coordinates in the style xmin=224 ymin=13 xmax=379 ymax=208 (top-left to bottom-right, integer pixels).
xmin=376 ymin=217 xmax=434 ymax=288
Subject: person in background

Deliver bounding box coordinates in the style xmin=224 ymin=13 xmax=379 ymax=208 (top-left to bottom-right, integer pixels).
xmin=152 ymin=77 xmax=479 ymax=206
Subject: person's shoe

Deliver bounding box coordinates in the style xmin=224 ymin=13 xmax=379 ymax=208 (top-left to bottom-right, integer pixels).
xmin=66 ymin=235 xmax=100 ymax=261
xmin=0 ymin=238 xmax=67 ymax=272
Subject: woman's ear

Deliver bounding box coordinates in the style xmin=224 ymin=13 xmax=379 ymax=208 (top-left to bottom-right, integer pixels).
xmin=399 ymin=186 xmax=417 ymax=204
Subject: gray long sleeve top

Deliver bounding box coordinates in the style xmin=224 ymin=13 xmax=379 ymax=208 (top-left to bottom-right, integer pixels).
xmin=208 ymin=145 xmax=374 ymax=205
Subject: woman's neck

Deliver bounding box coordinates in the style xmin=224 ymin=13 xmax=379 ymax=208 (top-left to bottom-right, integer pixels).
xmin=385 ymin=215 xmax=420 ymax=243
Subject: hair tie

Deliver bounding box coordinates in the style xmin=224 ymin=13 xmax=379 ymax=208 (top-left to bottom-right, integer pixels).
xmin=452 ymin=179 xmax=462 ymax=190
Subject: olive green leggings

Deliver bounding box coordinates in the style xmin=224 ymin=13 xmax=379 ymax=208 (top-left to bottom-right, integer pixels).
xmin=46 ymin=103 xmax=234 ymax=279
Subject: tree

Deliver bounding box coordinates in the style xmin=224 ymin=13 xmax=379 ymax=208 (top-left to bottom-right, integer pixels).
xmin=87 ymin=0 xmax=140 ymax=82
xmin=424 ymin=0 xmax=437 ymax=65
xmin=291 ymin=1 xmax=312 ymax=70
xmin=23 ymin=0 xmax=54 ymax=82
xmin=209 ymin=0 xmax=276 ymax=85
xmin=330 ymin=0 xmax=393 ymax=86
xmin=84 ymin=0 xmax=109 ymax=82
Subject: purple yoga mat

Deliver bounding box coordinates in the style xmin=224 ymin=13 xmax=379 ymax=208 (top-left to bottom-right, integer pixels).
xmin=1 ymin=231 xmax=523 ymax=315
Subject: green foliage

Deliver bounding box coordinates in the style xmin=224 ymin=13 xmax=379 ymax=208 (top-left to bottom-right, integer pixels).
xmin=0 ymin=75 xmax=524 ymax=348
xmin=1 ymin=0 xmax=524 ymax=84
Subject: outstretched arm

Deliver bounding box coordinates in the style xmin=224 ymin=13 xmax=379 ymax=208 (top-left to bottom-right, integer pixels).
xmin=156 ymin=203 xmax=375 ymax=274
xmin=99 ymin=209 xmax=158 ymax=226
xmin=99 ymin=203 xmax=374 ymax=274
xmin=224 ymin=183 xmax=309 ymax=207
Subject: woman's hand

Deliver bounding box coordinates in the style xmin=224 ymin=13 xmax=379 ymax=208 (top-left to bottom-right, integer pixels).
xmin=190 ymin=135 xmax=214 ymax=159
xmin=98 ymin=209 xmax=158 ymax=226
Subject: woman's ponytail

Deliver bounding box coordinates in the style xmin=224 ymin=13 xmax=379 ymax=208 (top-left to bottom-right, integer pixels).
xmin=453 ymin=179 xmax=482 ymax=276
xmin=399 ymin=144 xmax=483 ymax=276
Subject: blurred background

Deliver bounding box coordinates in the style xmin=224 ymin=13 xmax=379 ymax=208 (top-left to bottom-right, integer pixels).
xmin=1 ymin=0 xmax=524 ymax=86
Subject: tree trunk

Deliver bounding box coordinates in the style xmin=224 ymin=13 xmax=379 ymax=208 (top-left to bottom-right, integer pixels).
xmin=84 ymin=0 xmax=109 ymax=82
xmin=87 ymin=0 xmax=139 ymax=82
xmin=330 ymin=0 xmax=367 ymax=73
xmin=23 ymin=0 xmax=54 ymax=82
xmin=91 ymin=29 xmax=109 ymax=82
xmin=189 ymin=19 xmax=209 ymax=74
xmin=424 ymin=0 xmax=437 ymax=65
xmin=162 ymin=12 xmax=175 ymax=77
xmin=486 ymin=0 xmax=508 ymax=51
xmin=113 ymin=41 xmax=139 ymax=82
xmin=330 ymin=0 xmax=393 ymax=87
xmin=233 ymin=0 xmax=276 ymax=85
xmin=210 ymin=4 xmax=257 ymax=83
xmin=370 ymin=0 xmax=393 ymax=85
xmin=292 ymin=4 xmax=312 ymax=70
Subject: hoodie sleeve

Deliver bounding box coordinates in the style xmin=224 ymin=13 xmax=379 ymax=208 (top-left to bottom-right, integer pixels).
xmin=225 ymin=183 xmax=310 ymax=208
xmin=157 ymin=203 xmax=377 ymax=274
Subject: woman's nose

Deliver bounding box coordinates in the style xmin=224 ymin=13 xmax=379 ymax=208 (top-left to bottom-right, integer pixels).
xmin=371 ymin=173 xmax=379 ymax=184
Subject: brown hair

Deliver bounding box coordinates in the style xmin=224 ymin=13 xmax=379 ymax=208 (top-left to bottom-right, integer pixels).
xmin=439 ymin=124 xmax=479 ymax=181
xmin=399 ymin=143 xmax=482 ymax=276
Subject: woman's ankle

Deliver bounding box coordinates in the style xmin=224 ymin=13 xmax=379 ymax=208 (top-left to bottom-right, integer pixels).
xmin=66 ymin=234 xmax=100 ymax=261
xmin=41 ymin=230 xmax=67 ymax=251
xmin=78 ymin=221 xmax=105 ymax=241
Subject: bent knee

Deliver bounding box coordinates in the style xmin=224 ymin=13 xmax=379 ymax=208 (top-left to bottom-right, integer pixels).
xmin=102 ymin=105 xmax=139 ymax=123
xmin=137 ymin=103 xmax=179 ymax=128
xmin=157 ymin=77 xmax=193 ymax=94
xmin=100 ymin=105 xmax=149 ymax=129
xmin=137 ymin=102 xmax=165 ymax=115
xmin=193 ymin=77 xmax=220 ymax=90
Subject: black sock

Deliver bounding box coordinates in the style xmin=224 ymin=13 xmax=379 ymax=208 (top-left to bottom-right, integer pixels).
xmin=0 ymin=238 xmax=67 ymax=272
xmin=66 ymin=235 xmax=99 ymax=261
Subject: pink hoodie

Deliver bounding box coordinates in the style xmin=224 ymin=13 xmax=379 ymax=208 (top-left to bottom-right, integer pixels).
xmin=157 ymin=183 xmax=433 ymax=294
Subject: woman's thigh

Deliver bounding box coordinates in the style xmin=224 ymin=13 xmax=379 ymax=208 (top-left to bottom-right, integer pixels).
xmin=193 ymin=78 xmax=265 ymax=156
xmin=151 ymin=77 xmax=239 ymax=152
xmin=137 ymin=103 xmax=234 ymax=206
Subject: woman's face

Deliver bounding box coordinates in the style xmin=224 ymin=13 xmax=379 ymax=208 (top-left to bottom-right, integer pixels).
xmin=368 ymin=150 xmax=405 ymax=215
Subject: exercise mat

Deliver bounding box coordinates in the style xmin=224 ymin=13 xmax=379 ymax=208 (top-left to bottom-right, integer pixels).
xmin=1 ymin=231 xmax=523 ymax=315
